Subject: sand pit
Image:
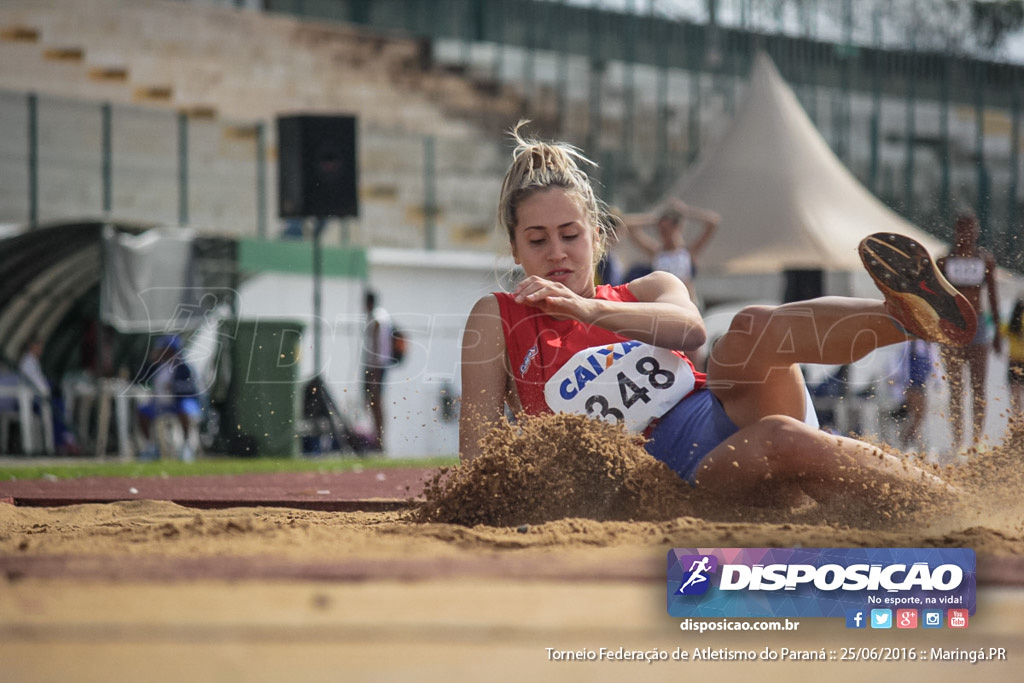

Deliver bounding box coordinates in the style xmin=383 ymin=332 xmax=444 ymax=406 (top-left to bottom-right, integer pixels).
xmin=3 ymin=414 xmax=1024 ymax=681
xmin=415 ymin=413 xmax=1024 ymax=537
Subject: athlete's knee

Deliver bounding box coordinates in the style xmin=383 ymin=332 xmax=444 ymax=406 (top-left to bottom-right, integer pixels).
xmin=733 ymin=305 xmax=775 ymax=334
xmin=709 ymin=305 xmax=774 ymax=365
xmin=745 ymin=415 xmax=828 ymax=475
xmin=752 ymin=414 xmax=806 ymax=448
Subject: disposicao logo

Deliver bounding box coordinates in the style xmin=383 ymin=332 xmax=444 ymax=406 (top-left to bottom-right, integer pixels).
xmin=667 ymin=548 xmax=976 ymax=619
xmin=674 ymin=555 xmax=718 ymax=596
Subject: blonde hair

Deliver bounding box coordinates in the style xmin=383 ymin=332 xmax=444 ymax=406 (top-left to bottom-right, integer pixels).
xmin=497 ymin=121 xmax=617 ymax=258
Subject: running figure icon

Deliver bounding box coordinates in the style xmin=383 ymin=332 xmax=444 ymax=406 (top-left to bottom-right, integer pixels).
xmin=679 ymin=556 xmax=713 ymax=593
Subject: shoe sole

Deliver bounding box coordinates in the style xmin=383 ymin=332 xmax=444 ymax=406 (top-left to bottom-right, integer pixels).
xmin=858 ymin=233 xmax=977 ymax=346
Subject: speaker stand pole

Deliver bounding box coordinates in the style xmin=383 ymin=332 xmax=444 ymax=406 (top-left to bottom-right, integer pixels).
xmin=312 ymin=217 xmax=324 ymax=378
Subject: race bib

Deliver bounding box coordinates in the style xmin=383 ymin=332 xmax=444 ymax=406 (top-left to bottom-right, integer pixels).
xmin=944 ymin=257 xmax=986 ymax=287
xmin=544 ymin=340 xmax=696 ymax=433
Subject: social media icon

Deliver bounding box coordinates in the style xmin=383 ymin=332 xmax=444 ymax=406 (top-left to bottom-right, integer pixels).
xmin=948 ymin=609 xmax=969 ymax=629
xmin=845 ymin=609 xmax=867 ymax=629
xmin=871 ymin=609 xmax=892 ymax=629
xmin=896 ymin=609 xmax=918 ymax=629
xmin=922 ymin=609 xmax=943 ymax=628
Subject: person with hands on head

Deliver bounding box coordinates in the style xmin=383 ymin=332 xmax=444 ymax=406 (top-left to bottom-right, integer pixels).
xmin=618 ymin=196 xmax=720 ymax=306
xmin=460 ymin=122 xmax=973 ymax=508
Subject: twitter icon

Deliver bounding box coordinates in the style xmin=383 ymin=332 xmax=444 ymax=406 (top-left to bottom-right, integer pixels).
xmin=871 ymin=609 xmax=893 ymax=629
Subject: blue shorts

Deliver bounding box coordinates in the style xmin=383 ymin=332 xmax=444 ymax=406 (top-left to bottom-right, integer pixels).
xmin=644 ymin=389 xmax=739 ymax=484
xmin=644 ymin=387 xmax=819 ymax=484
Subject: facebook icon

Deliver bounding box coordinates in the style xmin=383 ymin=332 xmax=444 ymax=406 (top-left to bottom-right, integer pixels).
xmin=845 ymin=609 xmax=867 ymax=629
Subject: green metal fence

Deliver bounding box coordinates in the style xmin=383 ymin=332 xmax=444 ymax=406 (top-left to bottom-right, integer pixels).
xmin=2 ymin=0 xmax=1022 ymax=270
xmin=264 ymin=0 xmax=1024 ymax=269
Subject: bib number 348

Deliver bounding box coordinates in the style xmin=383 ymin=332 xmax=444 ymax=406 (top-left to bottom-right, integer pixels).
xmin=544 ymin=341 xmax=695 ymax=433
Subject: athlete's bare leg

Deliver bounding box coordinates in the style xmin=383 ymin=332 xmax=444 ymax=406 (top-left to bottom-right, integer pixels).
xmin=693 ymin=414 xmax=945 ymax=506
xmin=706 ymin=297 xmax=906 ymax=429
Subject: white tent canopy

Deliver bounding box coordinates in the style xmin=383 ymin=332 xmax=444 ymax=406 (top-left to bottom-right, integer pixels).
xmin=668 ymin=52 xmax=944 ymax=283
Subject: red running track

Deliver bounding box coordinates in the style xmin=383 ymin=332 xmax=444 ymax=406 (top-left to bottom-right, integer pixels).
xmin=0 ymin=467 xmax=437 ymax=511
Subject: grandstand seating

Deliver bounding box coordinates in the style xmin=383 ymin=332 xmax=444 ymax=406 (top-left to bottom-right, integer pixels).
xmin=0 ymin=0 xmax=524 ymax=249
xmin=2 ymin=0 xmax=1019 ymax=255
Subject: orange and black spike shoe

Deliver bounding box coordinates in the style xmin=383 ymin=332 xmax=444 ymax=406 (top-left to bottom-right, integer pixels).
xmin=858 ymin=233 xmax=977 ymax=347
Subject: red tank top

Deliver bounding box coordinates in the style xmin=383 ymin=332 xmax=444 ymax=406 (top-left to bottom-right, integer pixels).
xmin=495 ymin=283 xmax=706 ymax=417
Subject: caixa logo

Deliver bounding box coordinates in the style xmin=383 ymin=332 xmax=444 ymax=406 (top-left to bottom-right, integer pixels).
xmin=675 ymin=554 xmax=718 ymax=595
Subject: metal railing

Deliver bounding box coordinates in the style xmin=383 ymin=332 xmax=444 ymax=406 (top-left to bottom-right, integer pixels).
xmin=2 ymin=0 xmax=1022 ymax=269
xmin=263 ymin=0 xmax=1024 ymax=269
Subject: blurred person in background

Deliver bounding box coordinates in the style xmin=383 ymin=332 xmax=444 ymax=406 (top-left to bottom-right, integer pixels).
xmin=18 ymin=337 xmax=79 ymax=455
xmin=1000 ymin=298 xmax=1024 ymax=423
xmin=937 ymin=213 xmax=1001 ymax=449
xmin=617 ymin=196 xmax=720 ymax=308
xmin=362 ymin=290 xmax=393 ymax=452
xmin=137 ymin=334 xmax=200 ymax=462
xmin=898 ymin=338 xmax=935 ymax=451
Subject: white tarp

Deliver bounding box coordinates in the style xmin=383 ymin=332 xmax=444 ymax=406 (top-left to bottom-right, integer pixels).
xmin=100 ymin=225 xmax=198 ymax=333
xmin=668 ymin=52 xmax=945 ymax=277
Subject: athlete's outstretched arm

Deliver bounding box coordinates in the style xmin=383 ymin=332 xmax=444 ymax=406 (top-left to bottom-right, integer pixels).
xmin=458 ymin=294 xmax=511 ymax=463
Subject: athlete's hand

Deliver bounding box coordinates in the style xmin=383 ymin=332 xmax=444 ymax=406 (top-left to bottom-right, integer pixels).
xmin=512 ymin=276 xmax=591 ymax=320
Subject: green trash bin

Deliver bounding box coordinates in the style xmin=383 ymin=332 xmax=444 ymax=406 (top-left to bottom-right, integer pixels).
xmin=226 ymin=319 xmax=305 ymax=457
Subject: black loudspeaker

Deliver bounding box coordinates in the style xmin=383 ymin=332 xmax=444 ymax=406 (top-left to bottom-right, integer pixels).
xmin=277 ymin=115 xmax=358 ymax=218
xmin=782 ymin=268 xmax=824 ymax=303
